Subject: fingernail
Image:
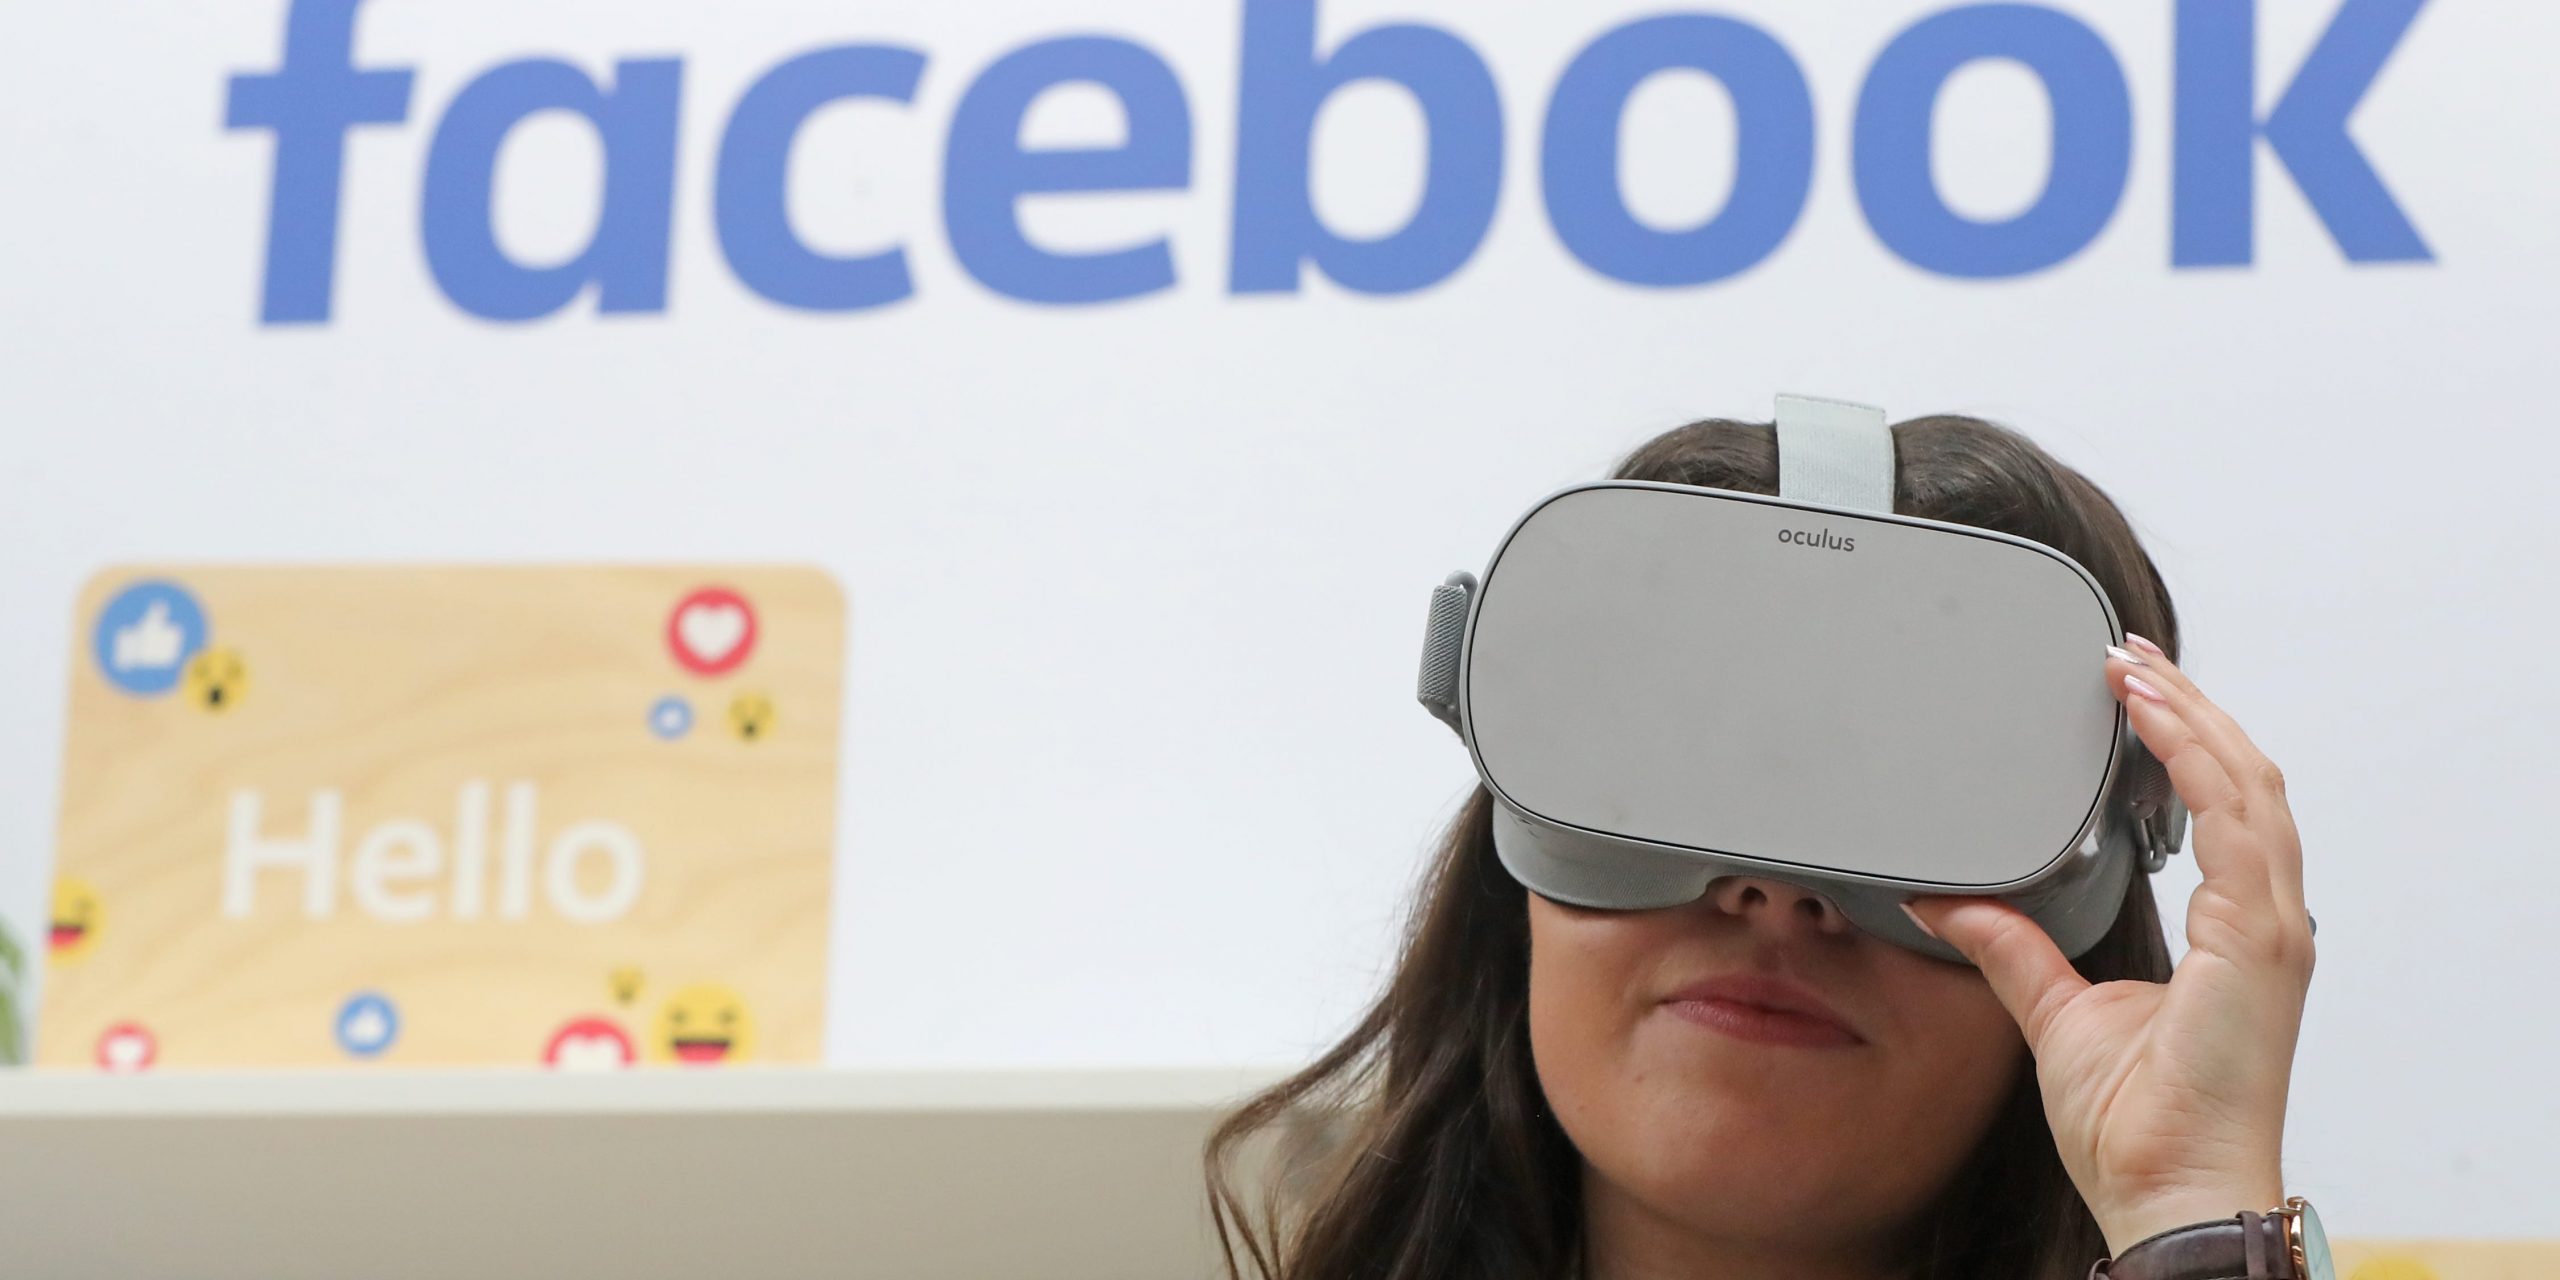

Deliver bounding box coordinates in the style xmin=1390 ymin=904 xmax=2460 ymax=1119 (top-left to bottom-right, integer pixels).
xmin=2105 ymin=644 xmax=2147 ymax=667
xmin=2124 ymin=633 xmax=2166 ymax=660
xmin=2123 ymin=673 xmax=2168 ymax=703
xmin=1899 ymin=901 xmax=1940 ymax=940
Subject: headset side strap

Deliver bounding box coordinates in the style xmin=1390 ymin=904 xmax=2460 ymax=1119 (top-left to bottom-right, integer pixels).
xmin=1417 ymin=571 xmax=1475 ymax=735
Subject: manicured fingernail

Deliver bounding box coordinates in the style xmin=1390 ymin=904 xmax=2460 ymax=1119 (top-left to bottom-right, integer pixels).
xmin=2105 ymin=644 xmax=2147 ymax=667
xmin=2123 ymin=673 xmax=2167 ymax=702
xmin=1899 ymin=901 xmax=1940 ymax=940
xmin=2124 ymin=633 xmax=2166 ymax=659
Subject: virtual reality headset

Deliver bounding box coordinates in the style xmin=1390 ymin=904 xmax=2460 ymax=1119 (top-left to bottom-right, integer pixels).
xmin=1415 ymin=394 xmax=2186 ymax=963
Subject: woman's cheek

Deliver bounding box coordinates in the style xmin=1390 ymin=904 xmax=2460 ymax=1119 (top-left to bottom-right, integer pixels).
xmin=1524 ymin=898 xmax=1649 ymax=1134
xmin=1870 ymin=963 xmax=2029 ymax=1171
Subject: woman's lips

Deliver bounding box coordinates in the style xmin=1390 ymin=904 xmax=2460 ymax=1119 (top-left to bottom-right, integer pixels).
xmin=1660 ymin=974 xmax=1865 ymax=1049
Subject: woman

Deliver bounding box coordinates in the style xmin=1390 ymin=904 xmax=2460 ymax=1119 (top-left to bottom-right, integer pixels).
xmin=1205 ymin=413 xmax=2316 ymax=1279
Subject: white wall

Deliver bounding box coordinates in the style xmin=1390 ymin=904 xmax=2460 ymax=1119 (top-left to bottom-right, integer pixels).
xmin=3 ymin=0 xmax=2553 ymax=1236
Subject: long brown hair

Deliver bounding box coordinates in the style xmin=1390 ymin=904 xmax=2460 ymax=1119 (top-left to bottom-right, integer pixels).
xmin=1205 ymin=414 xmax=2182 ymax=1280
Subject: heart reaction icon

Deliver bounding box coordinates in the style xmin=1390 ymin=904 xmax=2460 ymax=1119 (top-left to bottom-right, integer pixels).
xmin=96 ymin=1022 xmax=158 ymax=1072
xmin=666 ymin=587 xmax=757 ymax=676
xmin=544 ymin=1016 xmax=636 ymax=1071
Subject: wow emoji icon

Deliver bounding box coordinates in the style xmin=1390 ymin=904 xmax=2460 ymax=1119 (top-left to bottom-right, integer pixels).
xmin=50 ymin=878 xmax=102 ymax=962
xmin=653 ymin=983 xmax=754 ymax=1066
xmin=181 ymin=647 xmax=250 ymax=713
xmin=727 ymin=691 xmax=774 ymax=743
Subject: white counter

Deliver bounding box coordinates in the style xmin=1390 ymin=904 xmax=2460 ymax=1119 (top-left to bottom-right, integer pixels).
xmin=0 ymin=1065 xmax=1293 ymax=1280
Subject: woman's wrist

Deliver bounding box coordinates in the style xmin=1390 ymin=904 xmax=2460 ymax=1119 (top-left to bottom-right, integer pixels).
xmin=2099 ymin=1179 xmax=2288 ymax=1258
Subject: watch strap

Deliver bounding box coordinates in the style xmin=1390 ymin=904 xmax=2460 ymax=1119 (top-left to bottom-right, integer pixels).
xmin=2089 ymin=1210 xmax=2301 ymax=1280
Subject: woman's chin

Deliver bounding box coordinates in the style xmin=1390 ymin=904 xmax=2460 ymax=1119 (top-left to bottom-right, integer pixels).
xmin=1600 ymin=1079 xmax=1883 ymax=1194
xmin=1601 ymin=1142 xmax=1881 ymax=1242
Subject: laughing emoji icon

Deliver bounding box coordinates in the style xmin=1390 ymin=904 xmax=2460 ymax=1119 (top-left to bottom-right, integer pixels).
xmin=50 ymin=878 xmax=102 ymax=962
xmin=654 ymin=984 xmax=754 ymax=1066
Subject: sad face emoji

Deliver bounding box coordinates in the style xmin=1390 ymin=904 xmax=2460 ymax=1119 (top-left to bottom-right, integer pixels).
xmin=50 ymin=878 xmax=102 ymax=962
xmin=653 ymin=984 xmax=754 ymax=1066
xmin=181 ymin=647 xmax=249 ymax=713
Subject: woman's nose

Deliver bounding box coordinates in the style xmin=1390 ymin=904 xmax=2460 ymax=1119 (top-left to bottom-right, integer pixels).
xmin=1704 ymin=875 xmax=1855 ymax=939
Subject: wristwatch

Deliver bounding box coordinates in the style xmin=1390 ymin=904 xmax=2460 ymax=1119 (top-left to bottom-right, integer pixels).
xmin=2088 ymin=1198 xmax=2336 ymax=1280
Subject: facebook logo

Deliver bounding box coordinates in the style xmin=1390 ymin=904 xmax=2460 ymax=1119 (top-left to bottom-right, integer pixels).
xmin=225 ymin=0 xmax=2436 ymax=326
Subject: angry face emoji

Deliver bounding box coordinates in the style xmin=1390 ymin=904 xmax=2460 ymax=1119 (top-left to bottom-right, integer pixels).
xmin=50 ymin=877 xmax=102 ymax=961
xmin=180 ymin=647 xmax=249 ymax=713
xmin=727 ymin=691 xmax=774 ymax=743
xmin=653 ymin=983 xmax=754 ymax=1066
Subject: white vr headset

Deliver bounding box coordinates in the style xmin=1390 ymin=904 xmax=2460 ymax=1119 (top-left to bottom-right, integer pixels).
xmin=1415 ymin=394 xmax=2188 ymax=963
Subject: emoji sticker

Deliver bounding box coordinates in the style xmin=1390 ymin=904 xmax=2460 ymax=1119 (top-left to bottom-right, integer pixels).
xmin=91 ymin=580 xmax=208 ymax=697
xmin=653 ymin=983 xmax=754 ymax=1066
xmin=181 ymin=647 xmax=250 ymax=713
xmin=49 ymin=878 xmax=102 ymax=962
xmin=667 ymin=586 xmax=757 ymax=676
xmin=727 ymin=691 xmax=774 ymax=743
xmin=609 ymin=966 xmax=644 ymax=1005
xmin=334 ymin=992 xmax=400 ymax=1058
xmin=544 ymin=1016 xmax=636 ymax=1070
xmin=96 ymin=1022 xmax=158 ymax=1072
xmin=647 ymin=695 xmax=693 ymax=741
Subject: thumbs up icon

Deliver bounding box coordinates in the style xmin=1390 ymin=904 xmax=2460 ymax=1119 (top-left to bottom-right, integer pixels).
xmin=89 ymin=580 xmax=208 ymax=697
xmin=112 ymin=601 xmax=186 ymax=671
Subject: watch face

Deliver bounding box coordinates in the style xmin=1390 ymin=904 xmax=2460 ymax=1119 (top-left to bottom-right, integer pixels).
xmin=2297 ymin=1199 xmax=2336 ymax=1280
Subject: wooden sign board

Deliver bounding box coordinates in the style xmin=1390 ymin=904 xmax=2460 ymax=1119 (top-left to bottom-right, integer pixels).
xmin=39 ymin=566 xmax=843 ymax=1070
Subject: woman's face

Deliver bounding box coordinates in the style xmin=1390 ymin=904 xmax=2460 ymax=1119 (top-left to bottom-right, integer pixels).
xmin=1527 ymin=875 xmax=2024 ymax=1263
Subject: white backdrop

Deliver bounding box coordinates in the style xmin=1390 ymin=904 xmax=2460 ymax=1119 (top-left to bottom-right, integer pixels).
xmin=4 ymin=0 xmax=2555 ymax=1236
